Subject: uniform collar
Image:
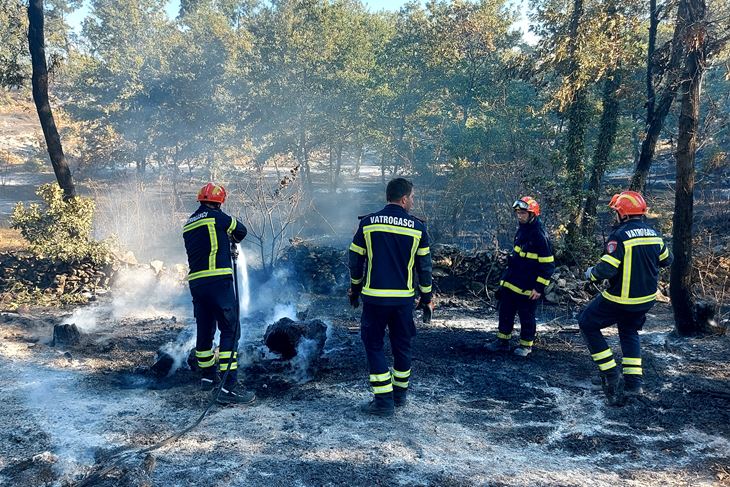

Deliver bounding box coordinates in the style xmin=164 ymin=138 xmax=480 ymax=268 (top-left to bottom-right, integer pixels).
xmin=385 ymin=203 xmax=409 ymax=215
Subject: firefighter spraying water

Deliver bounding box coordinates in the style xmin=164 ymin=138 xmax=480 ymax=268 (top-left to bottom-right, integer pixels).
xmin=182 ymin=182 xmax=255 ymax=405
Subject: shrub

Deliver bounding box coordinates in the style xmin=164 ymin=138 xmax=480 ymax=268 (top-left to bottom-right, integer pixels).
xmin=10 ymin=183 xmax=112 ymax=264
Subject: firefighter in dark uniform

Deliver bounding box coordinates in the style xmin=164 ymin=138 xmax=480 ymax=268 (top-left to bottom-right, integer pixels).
xmin=183 ymin=183 xmax=255 ymax=405
xmin=348 ymin=178 xmax=433 ymax=417
xmin=487 ymin=196 xmax=555 ymax=356
xmin=579 ymin=191 xmax=672 ymax=405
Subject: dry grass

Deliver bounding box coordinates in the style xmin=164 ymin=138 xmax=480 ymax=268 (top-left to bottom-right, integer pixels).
xmin=0 ymin=227 xmax=28 ymax=253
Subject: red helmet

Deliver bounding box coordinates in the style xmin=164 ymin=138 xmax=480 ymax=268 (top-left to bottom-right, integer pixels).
xmin=609 ymin=190 xmax=647 ymax=218
xmin=513 ymin=196 xmax=540 ymax=216
xmin=197 ymin=182 xmax=227 ymax=204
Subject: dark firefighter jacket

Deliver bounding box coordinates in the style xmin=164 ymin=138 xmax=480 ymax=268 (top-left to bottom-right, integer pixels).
xmin=349 ymin=204 xmax=433 ymax=306
xmin=183 ymin=204 xmax=247 ymax=289
xmin=588 ymin=217 xmax=672 ymax=311
xmin=501 ymin=217 xmax=555 ymax=296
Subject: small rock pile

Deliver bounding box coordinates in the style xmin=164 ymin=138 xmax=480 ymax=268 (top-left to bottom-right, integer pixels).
xmin=0 ymin=249 xmax=185 ymax=310
xmin=430 ymin=244 xmax=504 ymax=295
xmin=542 ymin=266 xmax=595 ymax=304
xmin=278 ymin=243 xmax=349 ymax=294
xmin=279 ymin=241 xmax=611 ymax=305
xmin=0 ymin=252 xmax=113 ymax=307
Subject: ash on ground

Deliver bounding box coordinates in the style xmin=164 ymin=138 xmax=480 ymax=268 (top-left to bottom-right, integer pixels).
xmin=1 ymin=298 xmax=728 ymax=487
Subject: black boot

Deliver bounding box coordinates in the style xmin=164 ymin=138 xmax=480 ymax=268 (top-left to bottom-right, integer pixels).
xmin=200 ymin=371 xmax=220 ymax=391
xmin=361 ymin=393 xmax=395 ymax=417
xmin=393 ymin=386 xmax=408 ymax=408
xmin=485 ymin=338 xmax=510 ymax=352
xmin=600 ymin=373 xmax=625 ymax=407
xmin=624 ymin=377 xmax=644 ymax=397
xmin=216 ymin=386 xmax=256 ymax=405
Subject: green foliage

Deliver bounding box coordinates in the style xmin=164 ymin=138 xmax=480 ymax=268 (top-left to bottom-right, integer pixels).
xmin=10 ymin=183 xmax=112 ymax=264
xmin=0 ymin=0 xmax=28 ymax=88
xmin=0 ymin=0 xmax=81 ymax=88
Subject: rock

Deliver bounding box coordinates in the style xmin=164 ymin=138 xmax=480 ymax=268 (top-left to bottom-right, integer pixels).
xmin=264 ymin=317 xmax=327 ymax=360
xmin=51 ymin=324 xmax=81 ymax=347
xmin=120 ymin=251 xmax=138 ymax=266
xmin=656 ymin=289 xmax=670 ymax=303
xmin=150 ymin=260 xmax=164 ymax=275
xmin=544 ymin=290 xmax=560 ymax=304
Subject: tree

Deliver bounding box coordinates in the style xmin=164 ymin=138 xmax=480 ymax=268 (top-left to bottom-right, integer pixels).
xmin=1 ymin=0 xmax=28 ymax=88
xmin=67 ymin=0 xmax=174 ymax=176
xmin=28 ymin=0 xmax=76 ymax=198
xmin=670 ymin=0 xmax=729 ymax=334
xmin=629 ymin=0 xmax=685 ymax=192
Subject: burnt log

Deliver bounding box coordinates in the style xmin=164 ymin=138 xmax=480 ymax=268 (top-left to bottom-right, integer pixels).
xmin=51 ymin=324 xmax=81 ymax=346
xmin=150 ymin=351 xmax=176 ymax=378
xmin=264 ymin=317 xmax=327 ymax=360
xmin=150 ymin=347 xmax=197 ymax=378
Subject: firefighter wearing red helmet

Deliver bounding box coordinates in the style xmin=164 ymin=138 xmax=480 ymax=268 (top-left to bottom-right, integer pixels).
xmin=486 ymin=196 xmax=555 ymax=357
xmin=182 ymin=182 xmax=254 ymax=405
xmin=579 ymin=190 xmax=673 ymax=405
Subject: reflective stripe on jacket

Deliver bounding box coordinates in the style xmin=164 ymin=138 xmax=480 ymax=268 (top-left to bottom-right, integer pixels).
xmin=183 ymin=204 xmax=247 ymax=288
xmin=349 ymin=204 xmax=432 ymax=306
xmin=589 ymin=218 xmax=672 ymax=310
xmin=501 ymin=217 xmax=555 ymax=296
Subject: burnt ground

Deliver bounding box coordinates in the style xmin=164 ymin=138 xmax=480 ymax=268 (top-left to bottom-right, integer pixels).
xmin=0 ymin=294 xmax=729 ymax=487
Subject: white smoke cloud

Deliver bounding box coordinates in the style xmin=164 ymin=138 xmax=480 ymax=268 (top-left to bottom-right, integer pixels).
xmin=62 ymin=267 xmax=191 ymax=333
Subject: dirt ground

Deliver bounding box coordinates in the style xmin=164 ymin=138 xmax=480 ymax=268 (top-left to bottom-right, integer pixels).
xmin=1 ymin=291 xmax=729 ymax=487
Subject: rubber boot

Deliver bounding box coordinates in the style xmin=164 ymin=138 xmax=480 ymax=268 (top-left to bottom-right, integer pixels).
xmin=600 ymin=372 xmax=625 ymax=407
xmin=393 ymin=386 xmax=408 ymax=408
xmin=361 ymin=392 xmax=395 ymax=417
xmin=485 ymin=338 xmax=510 ymax=352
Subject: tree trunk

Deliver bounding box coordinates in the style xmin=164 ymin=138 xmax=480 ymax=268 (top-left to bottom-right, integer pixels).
xmin=580 ymin=71 xmax=622 ymax=237
xmin=565 ymin=87 xmax=589 ymax=237
xmin=564 ymin=0 xmax=587 ymax=245
xmin=328 ymin=143 xmax=335 ymax=192
xmin=333 ymin=142 xmax=343 ymax=192
xmin=645 ymin=0 xmax=658 ymax=124
xmin=629 ymin=0 xmax=686 ymax=192
xmin=354 ymin=143 xmax=363 ymax=177
xmin=671 ymin=0 xmax=706 ymax=335
xmin=27 ymin=0 xmax=76 ymax=199
xmin=298 ymin=129 xmax=312 ymax=191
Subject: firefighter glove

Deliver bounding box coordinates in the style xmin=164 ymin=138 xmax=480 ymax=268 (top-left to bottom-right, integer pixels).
xmin=348 ymin=284 xmax=361 ymax=309
xmin=416 ymin=299 xmax=434 ymax=324
xmin=584 ymin=267 xmax=594 ymax=280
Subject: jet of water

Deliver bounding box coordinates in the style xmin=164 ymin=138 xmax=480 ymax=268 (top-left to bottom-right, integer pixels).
xmin=235 ymin=243 xmax=251 ymax=318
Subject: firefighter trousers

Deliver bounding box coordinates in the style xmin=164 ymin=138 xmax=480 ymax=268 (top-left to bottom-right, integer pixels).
xmin=498 ymin=288 xmax=538 ymax=347
xmin=360 ymin=303 xmax=416 ymax=395
xmin=190 ymin=277 xmax=239 ymax=388
xmin=578 ymin=295 xmax=649 ymax=384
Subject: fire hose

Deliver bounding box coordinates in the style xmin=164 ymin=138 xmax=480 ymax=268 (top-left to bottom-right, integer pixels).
xmin=74 ymin=241 xmax=244 ymax=486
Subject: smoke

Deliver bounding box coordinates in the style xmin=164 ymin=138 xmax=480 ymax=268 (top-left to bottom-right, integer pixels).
xmin=90 ymin=180 xmax=191 ymax=265
xmin=62 ymin=267 xmax=190 ymax=333
xmin=289 ymin=337 xmax=321 ymax=383
xmin=289 ymin=319 xmax=332 ymax=384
